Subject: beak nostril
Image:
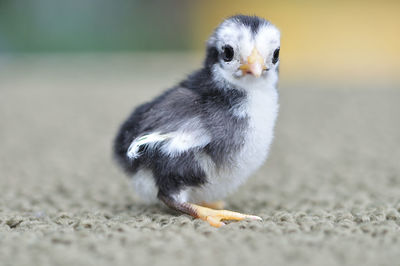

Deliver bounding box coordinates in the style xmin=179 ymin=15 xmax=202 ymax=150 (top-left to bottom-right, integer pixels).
xmin=238 ymin=47 xmax=266 ymax=77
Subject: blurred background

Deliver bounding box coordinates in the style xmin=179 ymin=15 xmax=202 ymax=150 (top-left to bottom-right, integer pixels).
xmin=0 ymin=0 xmax=399 ymax=87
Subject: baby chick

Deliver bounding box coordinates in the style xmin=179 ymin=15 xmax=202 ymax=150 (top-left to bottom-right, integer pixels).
xmin=114 ymin=15 xmax=280 ymax=227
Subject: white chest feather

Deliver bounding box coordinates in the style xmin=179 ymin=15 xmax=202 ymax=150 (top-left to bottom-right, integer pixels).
xmin=189 ymin=87 xmax=279 ymax=203
xmin=239 ymin=87 xmax=279 ymax=172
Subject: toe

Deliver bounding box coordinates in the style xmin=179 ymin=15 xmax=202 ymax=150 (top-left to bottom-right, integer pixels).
xmin=206 ymin=216 xmax=225 ymax=228
xmin=245 ymin=215 xmax=263 ymax=221
xmin=216 ymin=210 xmax=261 ymax=221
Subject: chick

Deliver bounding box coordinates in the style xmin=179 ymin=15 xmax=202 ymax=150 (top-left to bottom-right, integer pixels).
xmin=114 ymin=15 xmax=280 ymax=227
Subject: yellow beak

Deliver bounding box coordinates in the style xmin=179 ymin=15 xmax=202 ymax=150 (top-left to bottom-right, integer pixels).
xmin=239 ymin=47 xmax=267 ymax=77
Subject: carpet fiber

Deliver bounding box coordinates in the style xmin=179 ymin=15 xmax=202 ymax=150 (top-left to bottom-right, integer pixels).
xmin=0 ymin=54 xmax=399 ymax=266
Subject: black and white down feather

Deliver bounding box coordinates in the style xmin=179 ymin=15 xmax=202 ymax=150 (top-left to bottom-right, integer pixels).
xmin=114 ymin=15 xmax=280 ymax=205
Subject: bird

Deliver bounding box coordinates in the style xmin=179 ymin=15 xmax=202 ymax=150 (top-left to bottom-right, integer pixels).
xmin=113 ymin=15 xmax=280 ymax=227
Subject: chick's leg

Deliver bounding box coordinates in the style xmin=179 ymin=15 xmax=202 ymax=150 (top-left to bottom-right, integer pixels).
xmin=159 ymin=194 xmax=261 ymax=228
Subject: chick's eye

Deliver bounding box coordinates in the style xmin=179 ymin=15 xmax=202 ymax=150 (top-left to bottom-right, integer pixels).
xmin=222 ymin=45 xmax=234 ymax=62
xmin=272 ymin=48 xmax=280 ymax=64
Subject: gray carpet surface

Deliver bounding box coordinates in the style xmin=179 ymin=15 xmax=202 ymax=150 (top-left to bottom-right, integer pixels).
xmin=0 ymin=54 xmax=399 ymax=266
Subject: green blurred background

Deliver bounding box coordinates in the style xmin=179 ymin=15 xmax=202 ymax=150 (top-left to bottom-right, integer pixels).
xmin=0 ymin=0 xmax=399 ymax=86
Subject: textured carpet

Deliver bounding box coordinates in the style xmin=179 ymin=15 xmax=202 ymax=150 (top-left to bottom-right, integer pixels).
xmin=0 ymin=54 xmax=399 ymax=266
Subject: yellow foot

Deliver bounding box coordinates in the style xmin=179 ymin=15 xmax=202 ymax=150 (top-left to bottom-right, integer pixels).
xmin=199 ymin=201 xmax=225 ymax=210
xmin=190 ymin=204 xmax=262 ymax=228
